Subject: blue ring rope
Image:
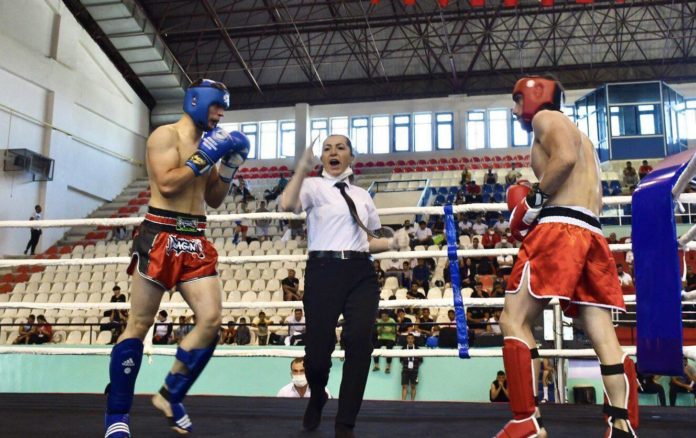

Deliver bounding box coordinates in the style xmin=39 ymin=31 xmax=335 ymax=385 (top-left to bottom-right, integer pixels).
xmin=443 ymin=204 xmax=470 ymax=359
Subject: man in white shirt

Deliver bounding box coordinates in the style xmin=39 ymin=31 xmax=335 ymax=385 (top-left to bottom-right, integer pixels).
xmin=617 ymin=264 xmax=633 ymax=287
xmin=285 ymin=309 xmax=306 ymax=345
xmin=277 ymin=358 xmax=331 ymax=399
xmin=493 ymin=215 xmax=510 ymax=234
xmin=472 ymin=217 xmax=488 ymax=236
xmin=458 ymin=214 xmax=473 ymax=235
xmin=413 ymin=221 xmax=434 ymax=247
xmin=505 ymin=163 xmax=522 ymax=185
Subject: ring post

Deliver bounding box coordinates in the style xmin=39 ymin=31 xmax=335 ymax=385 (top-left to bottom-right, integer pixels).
xmin=443 ymin=204 xmax=470 ymax=358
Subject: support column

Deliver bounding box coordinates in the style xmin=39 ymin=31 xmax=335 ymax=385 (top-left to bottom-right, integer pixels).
xmin=294 ymin=103 xmax=310 ymax=168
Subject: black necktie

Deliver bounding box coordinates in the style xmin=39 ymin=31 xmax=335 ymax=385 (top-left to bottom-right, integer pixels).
xmin=334 ymin=182 xmax=378 ymax=238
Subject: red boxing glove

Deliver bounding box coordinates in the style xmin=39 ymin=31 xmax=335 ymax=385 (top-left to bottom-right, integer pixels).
xmin=507 ymin=181 xmax=546 ymax=242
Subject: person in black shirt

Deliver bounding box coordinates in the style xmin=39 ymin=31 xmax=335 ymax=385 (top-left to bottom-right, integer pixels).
xmin=418 ymin=308 xmax=435 ymax=337
xmin=401 ymin=333 xmax=423 ymax=401
xmin=636 ymin=365 xmax=666 ymax=407
xmin=373 ymin=260 xmax=385 ymax=288
xmin=468 ymin=283 xmax=490 ymax=333
xmin=281 ymin=269 xmax=301 ymax=301
xmin=490 ymin=371 xmax=510 ymax=402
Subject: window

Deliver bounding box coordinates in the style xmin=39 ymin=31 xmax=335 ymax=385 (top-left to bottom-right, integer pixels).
xmin=350 ymin=117 xmax=369 ymax=154
xmin=310 ymin=119 xmax=328 ymax=145
xmin=684 ymin=100 xmax=696 ymax=140
xmin=466 ymin=111 xmax=485 ymax=150
xmin=330 ymin=117 xmax=348 ymax=137
xmin=638 ymin=104 xmax=656 ymax=135
xmin=512 ymin=113 xmax=530 ymax=147
xmin=393 ymin=115 xmax=411 ymax=152
xmin=562 ymin=105 xmax=575 ymax=121
xmin=488 ymin=109 xmax=509 ymax=149
xmin=610 ymin=105 xmax=662 ymax=137
xmin=435 ymin=112 xmax=454 ymax=150
xmin=279 ymin=121 xmax=295 ymax=158
xmin=610 ymin=106 xmax=620 ymax=137
xmin=259 ymin=121 xmax=277 ymax=159
xmin=219 ymin=122 xmax=239 ymax=133
xmin=372 ymin=116 xmax=390 ymax=154
xmin=414 ymin=113 xmax=432 ymax=152
xmin=241 ymin=123 xmax=257 ymax=159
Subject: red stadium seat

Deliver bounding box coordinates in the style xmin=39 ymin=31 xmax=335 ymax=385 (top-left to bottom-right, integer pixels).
xmin=365 ymin=162 xmax=375 ymax=168
xmin=417 ymin=159 xmax=427 ymax=165
xmin=447 ymin=164 xmax=459 ymax=171
xmin=471 ymin=157 xmax=481 ymax=163
xmin=470 ymin=163 xmax=481 ymax=170
xmin=407 ymin=160 xmax=417 ymax=166
xmin=354 ymin=162 xmax=365 ymax=168
xmin=279 ymin=165 xmax=288 ymax=171
xmin=503 ymin=156 xmax=513 ymax=162
xmin=415 ymin=166 xmax=426 ymax=172
xmin=375 ymin=161 xmax=385 ymax=167
xmin=403 ymin=167 xmax=414 ymax=173
xmin=494 ymin=156 xmax=503 ymax=162
xmin=0 ymin=283 xmax=12 ymax=293
xmin=259 ymin=166 xmax=268 ymax=172
xmin=394 ymin=167 xmax=404 ymax=173
xmin=427 ymin=159 xmax=437 ymax=165
xmin=439 ymin=158 xmax=449 ymax=164
xmin=493 ymin=163 xmax=503 ymax=169
xmin=397 ymin=160 xmax=406 ymax=166
xmin=386 ymin=160 xmax=396 ymax=167
xmin=460 ymin=157 xmax=470 ymax=164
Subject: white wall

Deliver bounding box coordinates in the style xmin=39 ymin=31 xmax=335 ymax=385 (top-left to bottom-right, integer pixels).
xmin=0 ymin=0 xmax=149 ymax=255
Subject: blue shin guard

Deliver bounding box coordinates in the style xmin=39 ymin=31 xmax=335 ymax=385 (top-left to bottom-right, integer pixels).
xmin=106 ymin=338 xmax=144 ymax=414
xmin=104 ymin=414 xmax=131 ymax=438
xmin=158 ymin=338 xmax=218 ymax=433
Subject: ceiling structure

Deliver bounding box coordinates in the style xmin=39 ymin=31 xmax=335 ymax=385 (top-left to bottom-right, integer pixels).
xmin=73 ymin=0 xmax=696 ymax=110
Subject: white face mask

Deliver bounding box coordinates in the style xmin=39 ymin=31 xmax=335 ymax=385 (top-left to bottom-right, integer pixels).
xmin=501 ymin=239 xmax=508 ymax=244
xmin=322 ymin=167 xmax=353 ymax=182
xmin=292 ymin=374 xmax=308 ymax=387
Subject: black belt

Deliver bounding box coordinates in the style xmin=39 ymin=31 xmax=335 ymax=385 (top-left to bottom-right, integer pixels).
xmin=308 ymin=251 xmax=373 ymax=260
xmin=538 ymin=206 xmax=601 ymax=229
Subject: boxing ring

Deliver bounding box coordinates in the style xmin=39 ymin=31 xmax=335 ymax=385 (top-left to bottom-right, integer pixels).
xmin=2 ymin=157 xmax=696 ymax=436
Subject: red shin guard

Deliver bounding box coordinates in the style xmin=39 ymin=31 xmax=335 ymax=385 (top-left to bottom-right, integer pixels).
xmin=600 ymin=354 xmax=639 ymax=437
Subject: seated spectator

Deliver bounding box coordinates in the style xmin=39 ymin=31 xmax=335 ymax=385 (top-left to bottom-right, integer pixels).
xmin=373 ymin=310 xmax=397 ymax=373
xmin=233 ymin=175 xmax=254 ymax=202
xmin=28 ymin=315 xmax=52 ymax=344
xmin=496 ymin=252 xmax=514 ymax=276
xmin=454 ymin=192 xmax=465 ymax=205
xmin=482 ymin=228 xmax=501 ymax=249
xmin=401 ymin=260 xmax=413 ymax=289
xmin=465 ymin=180 xmax=483 ymax=203
xmin=475 ymin=256 xmax=495 ymax=276
xmin=685 ymin=265 xmax=696 ymax=292
xmin=637 ymin=365 xmax=666 ymax=406
xmin=401 ymin=333 xmax=423 ymax=401
xmin=407 ymin=283 xmax=426 ymax=300
xmin=253 ymin=311 xmax=270 ymax=346
xmin=486 ymin=309 xmax=502 ymax=335
xmin=491 ymin=283 xmax=506 ymax=299
xmin=265 ymin=173 xmax=289 ymax=202
xmin=503 ymin=228 xmax=519 ymax=247
xmin=111 ymin=226 xmax=128 ymax=241
xmin=235 ymin=317 xmax=251 ymax=345
xmin=220 ymin=321 xmax=237 ymax=345
xmin=412 ymin=258 xmax=431 ymax=292
xmin=374 ymin=260 xmax=386 ymax=287
xmin=152 ymin=310 xmax=172 ymax=345
xmin=289 ymin=218 xmax=304 ymax=239
xmin=393 ymin=220 xmax=415 ymax=249
xmin=395 ymin=309 xmax=414 ymax=337
xmin=418 ymin=308 xmax=435 ymax=337
xmin=505 ymin=163 xmax=522 ymax=185
xmin=282 ymin=269 xmax=301 ymax=301
xmin=173 ymin=315 xmax=194 ymax=344
xmin=285 ymin=309 xmax=306 ymax=345
xmin=255 ymin=200 xmax=271 ymax=241
xmin=13 ymin=314 xmax=36 ymax=345
xmin=493 ymin=215 xmax=510 ymax=234
xmin=232 ymin=220 xmax=248 ymax=244
xmin=606 ymin=232 xmax=618 ymax=244
xmin=467 ymin=284 xmax=490 ymax=333
xmin=277 ymin=357 xmax=331 ymax=398
xmin=623 ymin=161 xmax=639 ymax=188
xmin=539 ymin=358 xmax=556 ymax=403
xmin=638 ymin=160 xmax=653 ymax=180
xmin=617 ymin=264 xmax=633 ymax=287
xmin=458 ymin=214 xmax=473 ymax=236
xmin=490 ymin=370 xmax=510 ymax=402
xmin=460 ymin=166 xmax=472 ymax=187
xmin=412 ymin=221 xmax=434 ymax=248
xmin=444 ymin=258 xmax=468 ymax=287
xmin=484 ymin=166 xmax=498 ymax=185
xmin=472 ymin=217 xmax=488 ymax=236
xmin=669 ymin=357 xmax=696 ymax=406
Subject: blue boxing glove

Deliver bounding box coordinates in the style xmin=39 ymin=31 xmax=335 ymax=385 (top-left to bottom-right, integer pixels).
xmin=186 ymin=128 xmax=247 ymax=177
xmin=218 ymin=131 xmax=250 ymax=183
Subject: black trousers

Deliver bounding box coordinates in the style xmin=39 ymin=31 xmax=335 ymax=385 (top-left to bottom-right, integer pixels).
xmin=25 ymin=229 xmax=41 ymax=255
xmin=303 ymin=258 xmax=379 ymax=428
xmin=373 ymin=339 xmax=395 ymax=365
xmin=640 ymin=381 xmax=666 ymax=406
xmin=669 ymin=383 xmax=696 ymax=406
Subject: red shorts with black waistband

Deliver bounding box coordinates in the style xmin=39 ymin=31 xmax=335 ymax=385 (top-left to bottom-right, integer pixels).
xmin=127 ymin=207 xmax=218 ymax=290
xmin=505 ymin=206 xmax=625 ymax=318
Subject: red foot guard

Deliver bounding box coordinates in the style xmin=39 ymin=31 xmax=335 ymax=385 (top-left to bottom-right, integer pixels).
xmin=495 ymin=415 xmax=542 ymax=438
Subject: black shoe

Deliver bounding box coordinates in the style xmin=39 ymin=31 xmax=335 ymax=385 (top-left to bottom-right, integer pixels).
xmin=303 ymin=392 xmax=328 ymax=431
xmin=335 ymin=423 xmax=355 ymax=438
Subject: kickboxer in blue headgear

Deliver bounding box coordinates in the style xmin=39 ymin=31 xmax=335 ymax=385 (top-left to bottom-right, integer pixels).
xmin=103 ymin=78 xmax=249 ymax=437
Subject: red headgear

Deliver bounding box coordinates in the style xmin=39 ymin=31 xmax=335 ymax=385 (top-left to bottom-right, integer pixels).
xmin=512 ymin=77 xmax=564 ymax=132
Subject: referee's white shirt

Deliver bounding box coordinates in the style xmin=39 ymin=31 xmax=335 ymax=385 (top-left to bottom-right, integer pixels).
xmin=299 ymin=177 xmax=380 ymax=252
xmin=276 ymin=382 xmax=332 ymax=398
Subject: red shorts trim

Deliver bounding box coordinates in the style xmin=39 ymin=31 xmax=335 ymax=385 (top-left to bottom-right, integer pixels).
xmin=505 ymin=220 xmax=625 ymax=318
xmin=127 ymin=221 xmax=218 ymax=290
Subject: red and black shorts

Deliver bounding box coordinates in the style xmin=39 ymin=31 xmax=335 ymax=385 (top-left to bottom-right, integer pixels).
xmin=127 ymin=207 xmax=218 ymax=290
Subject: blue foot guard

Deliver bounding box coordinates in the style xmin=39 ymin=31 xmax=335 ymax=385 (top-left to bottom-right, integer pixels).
xmin=444 ymin=204 xmax=470 ymax=358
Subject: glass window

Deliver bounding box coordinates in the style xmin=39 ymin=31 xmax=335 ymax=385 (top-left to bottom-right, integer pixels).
xmin=393 ymin=115 xmax=411 ymax=152
xmin=330 ymin=117 xmax=348 ymax=137
xmin=218 ymin=122 xmax=239 ymax=133
xmin=372 ymin=116 xmax=390 ymax=154
xmin=310 ymin=119 xmax=328 ymax=144
xmin=610 ymin=106 xmax=620 ymax=136
xmin=259 ymin=121 xmax=277 ymax=159
xmin=466 ymin=111 xmax=485 ymax=150
xmin=684 ymin=100 xmax=696 ymax=140
xmin=350 ymin=117 xmax=369 ymax=154
xmin=562 ymin=105 xmax=575 ymax=121
xmin=610 ymin=105 xmax=662 ymax=137
xmin=638 ymin=104 xmax=656 ymax=135
xmin=241 ymin=123 xmax=257 ymax=159
xmin=279 ymin=121 xmax=295 ymax=158
xmin=512 ymin=114 xmax=530 ymax=147
xmin=414 ymin=113 xmax=432 ymax=152
xmin=435 ymin=112 xmax=454 ymax=150
xmin=488 ymin=109 xmax=509 ymax=149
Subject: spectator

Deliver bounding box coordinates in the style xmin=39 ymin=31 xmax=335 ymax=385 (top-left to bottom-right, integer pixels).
xmin=504 ymin=228 xmax=519 ymax=248
xmin=412 ymin=258 xmax=431 ymax=292
xmin=232 ymin=220 xmax=248 ymax=244
xmin=465 ymin=180 xmax=482 ymax=203
xmin=401 ymin=260 xmax=413 ymax=290
xmin=24 ymin=205 xmax=42 ymax=255
xmin=413 ymin=221 xmax=434 ymax=247
xmin=638 ymin=160 xmax=653 ymax=180
xmin=637 ymin=366 xmax=666 ymax=407
xmin=105 ymin=285 xmax=127 ymax=322
xmin=235 ymin=317 xmax=251 ymax=345
xmin=460 ymin=166 xmax=472 ymax=186
xmin=281 ymin=269 xmax=301 ymax=301
xmin=469 ymin=237 xmax=482 ymax=250
xmin=234 ymin=175 xmax=254 ymax=202
xmin=395 ymin=309 xmax=414 ymax=338
xmin=112 ymin=226 xmax=128 ymax=241
xmin=486 ymin=309 xmax=502 ymax=335
xmin=152 ymin=310 xmax=172 ymax=345
xmin=400 ymin=333 xmax=423 ymax=401
xmin=458 ymin=214 xmax=473 ymax=236
xmin=617 ymin=264 xmax=633 ymax=287
xmin=493 ymin=215 xmax=510 ymax=234
xmin=255 ymin=201 xmax=271 ymax=241
xmin=173 ymin=316 xmax=193 ymax=344
xmin=277 ymin=357 xmax=331 ymax=398
xmin=472 ymin=217 xmax=488 ymax=236
xmin=539 ymin=358 xmax=556 ymax=403
xmin=374 ymin=260 xmax=386 ymax=287
xmin=407 ymin=283 xmax=426 ymax=301
xmin=490 ymin=370 xmax=510 ymax=402
xmin=288 ymin=218 xmax=304 ymax=239
xmin=373 ymin=310 xmax=397 ymax=373
xmin=285 ymin=309 xmax=306 ymax=345
xmin=418 ymin=308 xmax=434 ymax=337
xmin=13 ymin=314 xmax=36 ymax=344
xmin=220 ymin=321 xmax=237 ymax=344
xmin=669 ymin=357 xmax=696 ymax=406
xmin=684 ymin=265 xmax=696 ymax=292
xmin=623 ymin=161 xmax=639 ymax=188
xmin=475 ymin=256 xmax=495 ymax=276
xmin=606 ymin=232 xmax=618 ymax=244
xmin=505 ymin=163 xmax=522 ymax=185
xmin=453 ymin=192 xmax=465 ymax=205
xmin=482 ymin=228 xmax=501 ymax=249
xmin=444 ymin=258 xmax=468 ymax=286
xmin=28 ymin=315 xmax=52 ymax=344
xmin=491 ymin=283 xmax=505 ymax=299
xmin=265 ymin=173 xmax=289 ymax=202
xmin=393 ymin=220 xmax=414 ymax=249
xmin=467 ymin=284 xmax=490 ymax=333
xmin=253 ymin=311 xmax=270 ymax=346
xmin=484 ymin=166 xmax=498 ymax=185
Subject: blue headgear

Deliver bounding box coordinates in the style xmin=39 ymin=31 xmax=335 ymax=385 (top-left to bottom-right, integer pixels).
xmin=183 ymin=79 xmax=230 ymax=131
